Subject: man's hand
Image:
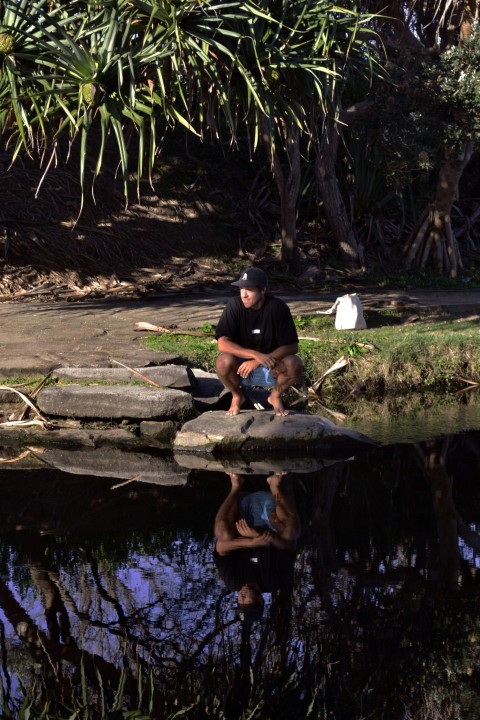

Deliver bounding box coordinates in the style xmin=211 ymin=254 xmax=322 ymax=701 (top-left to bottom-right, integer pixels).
xmin=250 ymin=529 xmax=274 ymax=547
xmin=237 ymin=359 xmax=260 ymax=378
xmin=256 ymin=352 xmax=278 ymax=370
xmin=236 ymin=518 xmax=259 ymax=538
xmin=236 ymin=353 xmax=279 ymax=378
xmin=236 ymin=520 xmax=274 ymax=546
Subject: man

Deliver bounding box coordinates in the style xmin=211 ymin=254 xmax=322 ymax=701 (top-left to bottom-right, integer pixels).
xmin=215 ymin=267 xmax=303 ymax=416
xmin=213 ymin=471 xmax=301 ymax=618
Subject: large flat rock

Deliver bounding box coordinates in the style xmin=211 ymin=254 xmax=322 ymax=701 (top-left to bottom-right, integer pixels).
xmin=173 ymin=410 xmax=376 ymax=455
xmin=37 ymin=385 xmax=194 ymax=420
xmin=53 ymin=364 xmax=195 ymax=389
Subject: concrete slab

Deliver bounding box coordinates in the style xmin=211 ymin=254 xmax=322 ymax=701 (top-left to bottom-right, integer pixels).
xmin=37 ymin=384 xmax=194 ymax=420
xmin=53 ymin=364 xmax=195 ymax=389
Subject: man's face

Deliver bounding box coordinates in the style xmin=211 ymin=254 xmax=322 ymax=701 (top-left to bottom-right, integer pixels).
xmin=240 ymin=286 xmax=266 ymax=310
xmin=238 ymin=584 xmax=263 ymax=606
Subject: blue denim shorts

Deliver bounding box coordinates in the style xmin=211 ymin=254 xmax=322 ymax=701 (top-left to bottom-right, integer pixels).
xmin=240 ymin=365 xmax=276 ymax=388
xmin=239 ymin=491 xmax=277 ymax=530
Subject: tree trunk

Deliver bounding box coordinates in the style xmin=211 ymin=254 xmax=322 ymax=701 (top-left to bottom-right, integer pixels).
xmin=420 ymin=438 xmax=460 ymax=591
xmin=316 ymin=117 xmax=363 ymax=269
xmin=260 ymin=116 xmax=301 ymax=269
xmin=404 ymin=141 xmax=474 ymax=277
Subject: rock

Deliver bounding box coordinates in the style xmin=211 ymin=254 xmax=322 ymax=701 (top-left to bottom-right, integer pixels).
xmin=37 ymin=385 xmax=194 ymax=420
xmin=173 ymin=410 xmax=376 ymax=455
xmin=27 ymin=446 xmax=189 ymax=485
xmin=173 ymin=453 xmax=352 ymax=474
xmin=139 ymin=420 xmax=177 ymax=447
xmin=53 ymin=364 xmax=195 ymax=389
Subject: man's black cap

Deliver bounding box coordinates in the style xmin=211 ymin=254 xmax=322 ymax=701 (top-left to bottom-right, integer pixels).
xmin=231 ymin=268 xmax=268 ymax=289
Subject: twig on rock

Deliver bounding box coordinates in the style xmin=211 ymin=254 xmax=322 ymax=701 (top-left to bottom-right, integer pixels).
xmin=111 ymin=359 xmax=161 ymax=387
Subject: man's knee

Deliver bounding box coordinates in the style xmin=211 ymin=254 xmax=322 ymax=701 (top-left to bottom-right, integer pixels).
xmin=216 ymin=352 xmax=236 ymax=375
xmin=278 ymin=354 xmax=303 ymax=380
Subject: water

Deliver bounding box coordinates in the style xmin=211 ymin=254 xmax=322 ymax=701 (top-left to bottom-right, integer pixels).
xmin=1 ymin=409 xmax=480 ymax=719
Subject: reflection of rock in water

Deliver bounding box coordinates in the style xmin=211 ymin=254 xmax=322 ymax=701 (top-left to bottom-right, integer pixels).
xmin=174 ymin=452 xmax=354 ymax=474
xmin=28 ymin=446 xmax=188 ymax=485
xmin=0 ymin=467 xmax=208 ymax=535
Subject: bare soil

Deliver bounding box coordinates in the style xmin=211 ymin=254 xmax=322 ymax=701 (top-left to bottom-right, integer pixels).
xmin=0 ymin=139 xmax=330 ymax=303
xmin=0 ymin=145 xmax=477 ymax=313
xmin=0 ymin=150 xmax=238 ymax=301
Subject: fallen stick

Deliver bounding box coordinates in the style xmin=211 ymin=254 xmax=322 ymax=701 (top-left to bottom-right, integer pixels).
xmin=453 ymin=376 xmax=480 ymax=386
xmin=299 ymin=336 xmax=375 ymax=350
xmin=134 ymin=321 xmax=213 ymax=337
xmin=111 ymin=359 xmax=162 ymax=387
xmin=110 ymin=475 xmax=141 ymax=490
xmin=16 ymin=372 xmax=52 ymax=422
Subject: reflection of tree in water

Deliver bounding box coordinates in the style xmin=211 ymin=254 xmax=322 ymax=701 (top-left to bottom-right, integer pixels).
xmin=1 ymin=439 xmax=480 ymax=717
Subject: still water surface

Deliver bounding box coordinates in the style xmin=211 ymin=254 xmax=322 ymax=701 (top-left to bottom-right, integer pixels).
xmin=1 ymin=406 xmax=480 ymax=719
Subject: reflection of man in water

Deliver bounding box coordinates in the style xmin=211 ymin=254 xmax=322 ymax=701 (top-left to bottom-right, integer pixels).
xmin=213 ymin=471 xmax=301 ymax=616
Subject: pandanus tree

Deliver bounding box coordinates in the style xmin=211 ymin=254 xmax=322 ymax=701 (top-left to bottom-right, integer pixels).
xmin=359 ymin=0 xmax=480 ymax=276
xmin=403 ymin=17 xmax=480 ymax=276
xmin=0 ymin=0 xmax=381 ymax=270
xmin=214 ymin=0 xmax=382 ymax=266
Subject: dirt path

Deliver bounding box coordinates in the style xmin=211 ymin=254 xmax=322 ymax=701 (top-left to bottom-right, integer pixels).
xmin=1 ymin=287 xmax=480 ymax=376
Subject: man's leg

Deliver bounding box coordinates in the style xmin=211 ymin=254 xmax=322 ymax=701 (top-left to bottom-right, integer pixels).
xmin=268 ymin=355 xmax=303 ymax=416
xmin=266 ymin=472 xmax=301 ymax=542
xmin=216 ymin=352 xmax=245 ymax=416
xmin=214 ymin=473 xmax=243 ymax=542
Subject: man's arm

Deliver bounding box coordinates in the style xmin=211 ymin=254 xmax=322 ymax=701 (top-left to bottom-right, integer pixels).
xmin=216 ymin=530 xmax=274 ymax=556
xmin=217 ymin=336 xmax=298 ymax=369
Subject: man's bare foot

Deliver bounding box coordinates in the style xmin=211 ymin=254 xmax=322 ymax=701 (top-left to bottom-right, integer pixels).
xmin=267 ymin=471 xmax=287 ymax=491
xmin=226 ymin=392 xmax=245 ymax=416
xmin=227 ymin=472 xmax=244 ymax=490
xmin=268 ymin=392 xmax=289 ymax=416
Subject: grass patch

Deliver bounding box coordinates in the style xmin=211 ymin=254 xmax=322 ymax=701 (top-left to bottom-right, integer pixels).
xmin=144 ymin=331 xmax=218 ymax=372
xmin=142 ymin=312 xmax=480 ymax=399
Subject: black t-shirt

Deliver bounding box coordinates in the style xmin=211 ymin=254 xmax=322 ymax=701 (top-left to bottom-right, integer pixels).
xmin=214 ymin=546 xmax=295 ymax=592
xmin=215 ymin=295 xmax=298 ymax=354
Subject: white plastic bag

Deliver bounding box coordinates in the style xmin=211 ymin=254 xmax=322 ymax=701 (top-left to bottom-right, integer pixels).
xmin=317 ymin=293 xmax=367 ymax=330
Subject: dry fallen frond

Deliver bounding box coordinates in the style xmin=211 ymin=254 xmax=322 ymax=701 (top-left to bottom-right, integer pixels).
xmin=0 ymin=449 xmax=31 ymax=463
xmin=0 ymin=418 xmax=50 ymax=428
xmin=311 ymin=355 xmax=350 ymax=392
xmin=0 ymin=385 xmax=52 ymax=429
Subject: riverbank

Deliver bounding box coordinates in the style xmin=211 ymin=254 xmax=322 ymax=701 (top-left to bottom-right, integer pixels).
xmin=145 ymin=306 xmax=480 ymax=401
xmin=1 ymin=287 xmax=480 ymax=378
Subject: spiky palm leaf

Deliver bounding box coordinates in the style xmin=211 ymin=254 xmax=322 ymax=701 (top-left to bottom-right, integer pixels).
xmin=0 ymin=0 xmax=383 ymax=216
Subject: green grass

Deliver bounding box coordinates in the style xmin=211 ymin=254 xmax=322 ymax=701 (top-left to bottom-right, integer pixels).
xmin=142 ymin=311 xmax=480 ymax=399
xmin=144 ymin=331 xmax=219 ymax=373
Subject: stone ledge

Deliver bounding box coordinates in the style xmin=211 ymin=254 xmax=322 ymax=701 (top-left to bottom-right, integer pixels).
xmin=173 ymin=410 xmax=376 ymax=455
xmin=37 ymin=385 xmax=194 ymax=420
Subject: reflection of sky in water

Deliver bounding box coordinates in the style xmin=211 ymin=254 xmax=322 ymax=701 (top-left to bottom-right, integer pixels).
xmin=2 ymin=524 xmax=479 ymax=682
xmin=1 ymin=432 xmax=480 ymax=713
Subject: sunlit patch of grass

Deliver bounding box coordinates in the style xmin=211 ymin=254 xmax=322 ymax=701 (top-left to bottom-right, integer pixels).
xmin=144 ymin=332 xmax=218 ymax=373
xmin=142 ymin=312 xmax=480 ymax=396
